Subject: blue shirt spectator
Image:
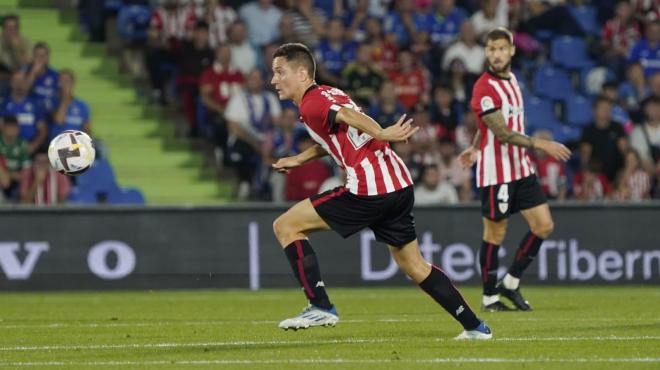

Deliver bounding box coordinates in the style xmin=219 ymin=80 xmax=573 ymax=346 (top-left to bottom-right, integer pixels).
xmin=383 ymin=0 xmax=419 ymax=46
xmin=117 ymin=2 xmax=152 ymax=44
xmin=314 ymin=18 xmax=356 ymax=84
xmin=239 ymin=0 xmax=282 ymax=47
xmin=45 ymin=69 xmax=91 ymax=140
xmin=22 ymin=42 xmax=59 ymax=108
xmin=2 ymin=71 xmax=47 ymax=153
xmin=429 ymin=3 xmax=467 ymax=47
xmin=628 ymin=21 xmax=660 ymax=77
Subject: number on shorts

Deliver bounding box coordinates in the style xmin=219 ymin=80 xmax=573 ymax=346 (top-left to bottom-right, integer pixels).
xmin=497 ymin=184 xmax=509 ymax=203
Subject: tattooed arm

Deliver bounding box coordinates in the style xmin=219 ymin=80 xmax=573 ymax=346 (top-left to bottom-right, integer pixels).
xmin=481 ymin=110 xmax=572 ymax=161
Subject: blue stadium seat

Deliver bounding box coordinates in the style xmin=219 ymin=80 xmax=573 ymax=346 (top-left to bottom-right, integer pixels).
xmin=68 ymin=189 xmax=98 ymax=204
xmin=533 ymin=65 xmax=573 ymax=100
xmin=565 ymin=94 xmax=593 ymax=127
xmin=117 ymin=4 xmax=152 ymax=44
xmin=525 ymin=96 xmax=561 ymax=130
xmin=569 ymin=5 xmax=600 ymax=36
xmin=75 ymin=158 xmax=119 ymax=195
xmin=552 ymin=124 xmax=582 ymax=144
xmin=551 ymin=36 xmax=593 ymax=69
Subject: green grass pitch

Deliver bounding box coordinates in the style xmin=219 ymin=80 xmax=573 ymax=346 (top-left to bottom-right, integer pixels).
xmin=1 ymin=286 xmax=659 ymax=369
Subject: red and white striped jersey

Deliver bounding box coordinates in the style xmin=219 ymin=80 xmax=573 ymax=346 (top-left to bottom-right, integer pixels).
xmin=471 ymin=70 xmax=535 ymax=188
xmin=299 ymin=85 xmax=413 ymax=196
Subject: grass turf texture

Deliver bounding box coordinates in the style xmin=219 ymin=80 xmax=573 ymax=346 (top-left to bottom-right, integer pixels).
xmin=1 ymin=287 xmax=659 ymax=369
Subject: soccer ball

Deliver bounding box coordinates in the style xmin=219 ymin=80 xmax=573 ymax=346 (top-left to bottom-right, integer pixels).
xmin=47 ymin=130 xmax=96 ymax=175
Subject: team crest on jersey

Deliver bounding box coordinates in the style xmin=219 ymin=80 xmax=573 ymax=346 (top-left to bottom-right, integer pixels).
xmin=498 ymin=202 xmax=509 ymax=214
xmin=480 ymin=96 xmax=495 ymax=111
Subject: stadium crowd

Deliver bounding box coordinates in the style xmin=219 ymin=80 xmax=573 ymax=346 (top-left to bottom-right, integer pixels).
xmin=2 ymin=0 xmax=659 ymax=205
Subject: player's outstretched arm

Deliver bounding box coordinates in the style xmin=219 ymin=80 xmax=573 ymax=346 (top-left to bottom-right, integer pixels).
xmin=482 ymin=110 xmax=571 ymax=161
xmin=272 ymin=144 xmax=328 ymax=174
xmin=336 ymin=108 xmax=419 ymax=142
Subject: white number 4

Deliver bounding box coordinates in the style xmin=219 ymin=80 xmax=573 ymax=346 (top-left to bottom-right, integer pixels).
xmin=497 ymin=185 xmax=509 ymax=203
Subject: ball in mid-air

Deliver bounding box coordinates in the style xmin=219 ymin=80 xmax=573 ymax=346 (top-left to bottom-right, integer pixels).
xmin=47 ymin=130 xmax=96 ymax=176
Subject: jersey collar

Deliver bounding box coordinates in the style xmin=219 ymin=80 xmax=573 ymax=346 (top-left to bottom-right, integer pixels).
xmin=487 ymin=68 xmax=511 ymax=80
xmin=302 ymin=84 xmax=319 ymax=99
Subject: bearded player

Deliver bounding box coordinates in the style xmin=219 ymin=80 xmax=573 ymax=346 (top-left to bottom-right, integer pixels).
xmin=459 ymin=28 xmax=571 ymax=312
xmin=270 ymin=43 xmax=492 ymax=339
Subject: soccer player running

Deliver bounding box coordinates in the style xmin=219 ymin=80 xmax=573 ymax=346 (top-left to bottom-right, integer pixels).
xmin=459 ymin=28 xmax=571 ymax=312
xmin=270 ymin=43 xmax=492 ymax=339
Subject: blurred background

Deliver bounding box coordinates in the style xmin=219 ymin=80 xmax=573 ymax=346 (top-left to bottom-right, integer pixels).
xmin=0 ymin=0 xmax=658 ymax=207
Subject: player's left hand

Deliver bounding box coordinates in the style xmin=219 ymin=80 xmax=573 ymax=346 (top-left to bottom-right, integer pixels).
xmin=380 ymin=114 xmax=419 ymax=142
xmin=458 ymin=147 xmax=478 ymax=169
xmin=272 ymin=156 xmax=301 ymax=174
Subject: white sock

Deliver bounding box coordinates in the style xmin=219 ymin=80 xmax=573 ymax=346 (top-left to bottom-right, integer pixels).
xmin=502 ymin=274 xmax=520 ymax=290
xmin=482 ymin=294 xmax=500 ymax=306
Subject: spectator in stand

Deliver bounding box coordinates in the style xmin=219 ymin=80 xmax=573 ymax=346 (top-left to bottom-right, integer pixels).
xmin=516 ymin=1 xmax=584 ymax=37
xmin=628 ymin=19 xmax=660 ymax=77
xmin=631 ymin=0 xmax=660 ymax=25
xmin=0 ymin=153 xmax=10 ymax=198
xmin=200 ymin=44 xmax=244 ymax=160
xmin=573 ymin=160 xmax=611 ymax=201
xmin=383 ymin=0 xmax=421 ymax=47
xmin=429 ymin=84 xmax=462 ymax=139
xmin=267 ymin=106 xmax=304 ymax=202
xmin=580 ymin=96 xmax=628 ymax=182
xmin=619 ymin=63 xmax=650 ymax=115
xmin=531 ymin=130 xmax=567 ymax=201
xmin=239 ymin=0 xmax=283 ymax=48
xmin=274 ymin=13 xmax=299 ymax=45
xmin=285 ymin=132 xmax=331 ymax=201
xmin=446 ymin=58 xmax=473 ymax=107
xmin=2 ymin=70 xmax=47 ymax=154
xmin=22 ymin=42 xmax=58 ymax=110
xmin=284 ymin=0 xmax=327 ymax=47
xmin=471 ymin=0 xmax=508 ymax=40
xmin=0 ymin=116 xmax=30 ymax=200
xmin=145 ymin=0 xmax=196 ymax=104
xmin=176 ymin=20 xmax=214 ymax=135
xmin=601 ymin=81 xmax=632 ymax=129
xmin=205 ymin=0 xmax=237 ymax=49
xmin=117 ymin=0 xmax=152 ymax=80
xmin=343 ymin=0 xmax=370 ymax=43
xmin=613 ymin=148 xmax=652 ymax=201
xmin=442 ymin=20 xmax=485 ymax=76
xmin=0 ymin=14 xmax=32 ymax=73
xmin=435 ymin=137 xmax=473 ymax=202
xmin=315 ymin=17 xmax=357 ymax=86
xmin=20 ymin=148 xmax=70 ymax=206
xmin=340 ymin=43 xmax=384 ymax=107
xmin=601 ymin=1 xmax=642 ymax=78
xmin=455 ymin=109 xmax=477 ymax=151
xmin=629 ymin=96 xmax=660 ymax=174
xmin=228 ymin=21 xmax=259 ymax=75
xmin=389 ymin=49 xmax=429 ymax=110
xmin=363 ymin=16 xmax=399 ymax=75
xmin=46 ymin=69 xmax=91 ymax=140
xmin=367 ymin=80 xmax=406 ymax=129
xmin=428 ymin=0 xmax=468 ymax=47
xmin=414 ymin=165 xmax=459 ymax=205
xmin=409 ymin=103 xmax=438 ymax=162
xmin=224 ymin=69 xmax=281 ymax=200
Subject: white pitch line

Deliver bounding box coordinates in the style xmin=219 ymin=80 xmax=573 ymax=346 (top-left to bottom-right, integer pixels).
xmin=1 ymin=358 xmax=660 ymax=367
xmin=1 ymin=336 xmax=659 ymax=352
xmin=1 ymin=317 xmax=658 ymax=329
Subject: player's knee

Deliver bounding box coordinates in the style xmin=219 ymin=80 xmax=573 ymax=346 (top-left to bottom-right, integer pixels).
xmin=533 ymin=221 xmax=554 ymax=239
xmin=272 ymin=216 xmax=289 ymax=244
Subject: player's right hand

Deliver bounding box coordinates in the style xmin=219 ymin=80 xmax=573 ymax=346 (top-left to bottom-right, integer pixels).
xmin=272 ymin=156 xmax=301 ymax=174
xmin=537 ymin=139 xmax=572 ymax=162
xmin=380 ymin=114 xmax=419 ymax=142
xmin=458 ymin=147 xmax=478 ymax=169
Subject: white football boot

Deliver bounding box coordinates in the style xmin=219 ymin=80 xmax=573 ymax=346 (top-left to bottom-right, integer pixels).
xmin=278 ymin=305 xmax=339 ymax=330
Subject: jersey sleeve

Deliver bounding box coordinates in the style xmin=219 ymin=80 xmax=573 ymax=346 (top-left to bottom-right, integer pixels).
xmin=300 ymin=92 xmax=341 ymax=134
xmin=470 ymin=79 xmax=502 ymax=117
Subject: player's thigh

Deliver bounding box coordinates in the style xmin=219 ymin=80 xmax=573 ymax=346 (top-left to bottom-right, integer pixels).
xmin=388 ymin=240 xmax=431 ymax=283
xmin=273 ymin=198 xmax=331 ymax=243
xmin=482 ymin=217 xmax=508 ymax=245
xmin=520 ymin=203 xmax=554 ymax=238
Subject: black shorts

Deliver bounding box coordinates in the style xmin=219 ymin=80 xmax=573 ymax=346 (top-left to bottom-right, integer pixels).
xmin=480 ymin=174 xmax=547 ymax=221
xmin=310 ymin=186 xmax=417 ymax=247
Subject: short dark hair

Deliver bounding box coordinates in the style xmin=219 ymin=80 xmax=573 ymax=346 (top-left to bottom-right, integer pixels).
xmin=2 ymin=115 xmax=18 ymax=125
xmin=273 ymin=43 xmax=316 ymax=79
xmin=2 ymin=14 xmax=19 ymax=27
xmin=593 ymin=95 xmax=613 ymax=108
xmin=34 ymin=41 xmax=50 ymax=52
xmin=485 ymin=27 xmax=513 ymax=45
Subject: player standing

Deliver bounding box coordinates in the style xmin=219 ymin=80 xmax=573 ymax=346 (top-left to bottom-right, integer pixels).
xmin=459 ymin=28 xmax=571 ymax=311
xmin=270 ymin=43 xmax=492 ymax=339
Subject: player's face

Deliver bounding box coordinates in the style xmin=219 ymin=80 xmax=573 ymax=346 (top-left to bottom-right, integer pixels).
xmin=271 ymin=56 xmax=301 ymax=101
xmin=485 ymin=38 xmax=514 ymax=73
